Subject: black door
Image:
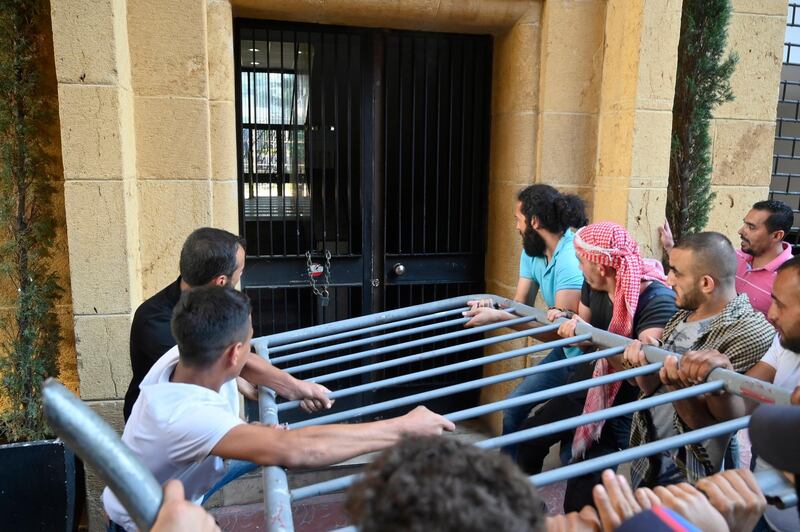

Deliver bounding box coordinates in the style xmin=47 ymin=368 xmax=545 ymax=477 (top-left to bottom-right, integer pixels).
xmin=235 ymin=20 xmax=492 ymax=415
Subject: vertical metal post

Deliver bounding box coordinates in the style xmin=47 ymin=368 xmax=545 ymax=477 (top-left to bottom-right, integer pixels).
xmin=257 ymin=344 xmax=295 ymax=532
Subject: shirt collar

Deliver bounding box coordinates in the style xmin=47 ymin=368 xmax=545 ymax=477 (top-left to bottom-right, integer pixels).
xmin=741 ymin=242 xmax=794 ymax=272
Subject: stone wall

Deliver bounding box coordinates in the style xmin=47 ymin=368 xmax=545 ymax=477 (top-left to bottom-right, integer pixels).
xmin=705 ymin=0 xmax=786 ymax=238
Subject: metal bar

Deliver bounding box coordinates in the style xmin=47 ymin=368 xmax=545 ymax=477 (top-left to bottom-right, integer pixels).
xmin=477 ymin=381 xmax=724 ymax=450
xmin=298 ymin=319 xmax=556 ymax=382
xmin=410 ymin=36 xmax=416 ymax=253
xmin=290 ymin=335 xmax=601 ymax=427
xmin=445 ymin=363 xmax=662 ymax=423
xmin=277 ymin=344 xmax=623 ymax=413
xmin=258 ymin=294 xmax=496 ymax=348
xmin=282 ymin=315 xmax=471 ymax=371
xmin=293 ymin=30 xmax=300 ymax=256
xmin=347 ymin=33 xmax=353 ymax=255
xmin=268 ymin=306 xmax=468 ymax=359
xmin=257 ymin=345 xmax=295 ymax=532
xmin=507 ymin=300 xmax=794 ymax=406
xmin=289 ymin=363 xmax=659 ymax=502
xmin=334 ymin=33 xmax=341 ymax=254
xmin=530 ymin=417 xmax=750 ymax=487
xmin=421 ymin=35 xmax=429 ymax=253
xmin=42 ymin=379 xmax=162 ymax=532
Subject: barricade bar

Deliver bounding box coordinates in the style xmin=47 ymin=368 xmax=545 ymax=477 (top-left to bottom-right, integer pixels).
xmin=269 ymin=307 xmax=469 ymax=361
xmin=476 ymin=381 xmax=724 ymax=450
xmin=530 ymin=417 xmax=750 ymax=486
xmin=306 ymin=322 xmax=559 ymax=385
xmin=289 ymin=335 xmax=596 ymax=428
xmin=445 ymin=362 xmax=662 ymax=423
xmin=290 ymin=362 xmax=663 ymax=501
xmin=277 ymin=345 xmax=624 ymax=412
xmin=284 ymin=314 xmax=540 ymax=375
xmin=283 ymin=315 xmax=471 ymax=373
xmin=261 ymin=295 xmax=495 ymax=349
xmin=507 ymin=300 xmax=793 ymax=405
xmin=256 ymin=344 xmax=295 ymax=532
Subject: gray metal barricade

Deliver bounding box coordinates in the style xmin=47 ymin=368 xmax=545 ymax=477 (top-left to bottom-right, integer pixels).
xmin=38 ymin=294 xmax=797 ymax=531
xmin=256 ymin=294 xmax=796 ymax=532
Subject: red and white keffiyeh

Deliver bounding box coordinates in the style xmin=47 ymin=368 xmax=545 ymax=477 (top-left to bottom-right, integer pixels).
xmin=571 ymin=222 xmax=667 ymax=458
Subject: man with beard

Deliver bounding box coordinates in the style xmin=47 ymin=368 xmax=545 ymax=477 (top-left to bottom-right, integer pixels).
xmin=122 ymin=227 xmax=332 ymax=421
xmin=660 ymin=200 xmax=794 ymax=315
xmin=463 ymin=184 xmax=587 ymax=457
xmin=516 ymin=222 xmax=677 ymax=512
xmin=656 ymin=254 xmax=800 ymax=531
xmin=623 ymin=232 xmax=774 ymax=490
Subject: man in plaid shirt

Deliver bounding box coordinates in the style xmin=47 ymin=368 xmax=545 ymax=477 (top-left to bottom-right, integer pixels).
xmin=624 ymin=232 xmax=774 ymax=487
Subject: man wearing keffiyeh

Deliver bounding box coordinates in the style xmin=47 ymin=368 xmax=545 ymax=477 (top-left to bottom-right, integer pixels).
xmin=516 ymin=222 xmax=677 ymax=512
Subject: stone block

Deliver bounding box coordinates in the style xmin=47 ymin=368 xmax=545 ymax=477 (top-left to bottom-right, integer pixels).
xmin=57 ymin=306 xmax=81 ymax=395
xmin=706 ymin=185 xmax=770 ymax=240
xmin=631 ymin=109 xmax=673 ymax=179
xmin=485 ymin=278 xmax=517 ymax=304
xmin=492 ymin=19 xmax=540 ymax=115
xmin=58 ymin=85 xmax=126 ymax=181
xmin=84 ymin=399 xmax=124 ymax=532
xmin=489 ymin=111 xmax=537 ymax=185
xmin=711 ymin=119 xmax=776 ymax=186
xmin=64 ymin=181 xmax=135 ymax=315
xmin=635 ymin=0 xmax=681 ymax=111
xmin=485 ymin=182 xmax=524 ymax=288
xmin=731 ymin=0 xmax=788 ymax=17
xmin=138 ymin=180 xmax=212 ymax=297
xmin=207 ymin=0 xmax=235 ymax=102
xmin=127 ymin=0 xmax=209 ymax=98
xmin=135 ymin=96 xmax=211 ymax=180
xmin=212 ymin=180 xmax=240 ymax=232
xmin=599 ymin=0 xmax=643 ymax=113
xmin=210 ymin=101 xmax=237 ymax=181
xmin=539 ymin=112 xmax=598 ymax=186
xmin=714 ymin=13 xmax=785 ymax=121
xmin=434 ymin=0 xmax=538 ymax=33
xmin=592 ymin=177 xmax=630 ymax=226
xmin=321 ymin=0 xmax=438 ymax=29
xmin=75 ymin=315 xmax=133 ymax=400
xmin=50 ymin=0 xmax=126 ymax=86
xmin=596 ymin=109 xmax=635 ymax=178
xmin=540 ymin=0 xmax=605 ymax=113
xmin=626 ymin=187 xmax=667 ymax=258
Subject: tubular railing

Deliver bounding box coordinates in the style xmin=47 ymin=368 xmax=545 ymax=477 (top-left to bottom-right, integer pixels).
xmin=257 ymin=295 xmax=796 ymax=532
xmin=37 ymin=295 xmax=797 ymax=532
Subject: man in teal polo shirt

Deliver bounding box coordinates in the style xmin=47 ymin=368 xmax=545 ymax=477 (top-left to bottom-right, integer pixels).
xmin=465 ymin=184 xmax=587 ymax=457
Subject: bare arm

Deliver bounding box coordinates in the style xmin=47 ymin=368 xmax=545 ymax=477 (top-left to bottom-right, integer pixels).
xmin=239 ymin=353 xmax=333 ymax=412
xmin=513 ymin=277 xmax=533 ymax=303
xmin=211 ymin=406 xmax=454 ymax=469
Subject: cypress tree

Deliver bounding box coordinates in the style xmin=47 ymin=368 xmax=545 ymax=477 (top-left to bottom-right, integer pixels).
xmin=0 ymin=0 xmax=62 ymax=442
xmin=667 ymin=0 xmax=738 ymax=243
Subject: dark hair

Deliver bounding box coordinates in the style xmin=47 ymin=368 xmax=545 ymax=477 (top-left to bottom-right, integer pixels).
xmin=171 ymin=285 xmax=252 ymax=369
xmin=517 ymin=184 xmax=588 ymax=234
xmin=179 ymin=227 xmax=246 ymax=287
xmin=752 ymin=200 xmax=794 ymax=235
xmin=778 ymin=254 xmax=800 ymax=274
xmin=346 ymin=436 xmax=546 ymax=532
xmin=673 ymin=231 xmax=737 ymax=285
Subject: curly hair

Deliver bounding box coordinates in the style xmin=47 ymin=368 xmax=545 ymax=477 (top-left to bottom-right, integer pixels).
xmin=517 ymin=184 xmax=588 ymax=235
xmin=346 ymin=436 xmax=546 ymax=532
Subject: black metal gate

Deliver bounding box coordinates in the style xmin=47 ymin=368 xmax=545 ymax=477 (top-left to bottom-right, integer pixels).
xmin=235 ymin=20 xmax=492 ymax=415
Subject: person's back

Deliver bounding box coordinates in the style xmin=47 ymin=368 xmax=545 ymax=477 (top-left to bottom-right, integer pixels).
xmin=123 ymin=227 xmax=245 ymax=420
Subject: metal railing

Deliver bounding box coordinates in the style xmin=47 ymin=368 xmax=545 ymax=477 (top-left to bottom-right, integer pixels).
xmin=255 ymin=295 xmax=796 ymax=531
xmin=39 ymin=295 xmax=797 ymax=531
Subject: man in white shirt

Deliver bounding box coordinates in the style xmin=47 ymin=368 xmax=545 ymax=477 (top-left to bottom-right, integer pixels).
xmin=663 ymin=255 xmax=800 ymax=531
xmin=103 ymin=286 xmax=454 ymax=531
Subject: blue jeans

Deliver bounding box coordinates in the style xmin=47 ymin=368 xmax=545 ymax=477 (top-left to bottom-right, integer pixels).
xmin=201 ymin=459 xmax=259 ymax=504
xmin=501 ymin=346 xmax=572 ymax=460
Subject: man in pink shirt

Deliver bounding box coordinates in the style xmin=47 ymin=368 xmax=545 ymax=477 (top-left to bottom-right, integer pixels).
xmin=660 ymin=200 xmax=794 ymax=315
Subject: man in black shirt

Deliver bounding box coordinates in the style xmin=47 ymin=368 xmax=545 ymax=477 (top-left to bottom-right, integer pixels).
xmin=123 ymin=227 xmax=332 ymax=421
xmin=516 ymin=222 xmax=677 ymax=512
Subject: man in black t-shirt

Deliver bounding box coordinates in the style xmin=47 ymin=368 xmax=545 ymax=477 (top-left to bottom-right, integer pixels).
xmin=122 ymin=228 xmax=333 ymax=421
xmin=516 ymin=222 xmax=676 ymax=512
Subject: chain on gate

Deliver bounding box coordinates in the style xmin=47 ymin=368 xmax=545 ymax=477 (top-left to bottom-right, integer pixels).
xmin=306 ymin=250 xmax=332 ymax=306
